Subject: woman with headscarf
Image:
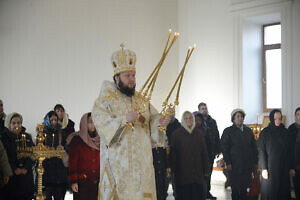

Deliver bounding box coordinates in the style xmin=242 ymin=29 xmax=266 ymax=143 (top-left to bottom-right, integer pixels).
xmin=0 ymin=112 xmax=34 ymax=200
xmin=66 ymin=112 xmax=100 ymax=200
xmin=259 ymin=109 xmax=294 ymax=200
xmin=171 ymin=111 xmax=209 ymax=200
xmin=54 ymin=104 xmax=75 ymax=145
xmin=288 ymin=107 xmax=300 ymax=199
xmin=41 ymin=111 xmax=68 ymax=200
xmin=221 ymin=109 xmax=258 ymax=200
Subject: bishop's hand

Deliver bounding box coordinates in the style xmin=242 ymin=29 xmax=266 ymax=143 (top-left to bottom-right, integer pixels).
xmin=159 ymin=116 xmax=170 ymax=127
xmin=126 ymin=111 xmax=138 ymax=122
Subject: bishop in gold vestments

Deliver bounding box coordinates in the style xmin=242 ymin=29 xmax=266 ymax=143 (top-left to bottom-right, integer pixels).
xmin=92 ymin=46 xmax=167 ymax=200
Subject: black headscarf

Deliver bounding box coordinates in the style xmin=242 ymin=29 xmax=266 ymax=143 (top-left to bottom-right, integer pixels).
xmin=269 ymin=109 xmax=282 ymax=124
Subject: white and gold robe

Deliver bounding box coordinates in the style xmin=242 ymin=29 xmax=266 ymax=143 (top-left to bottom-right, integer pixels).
xmin=92 ymin=81 xmax=165 ymax=200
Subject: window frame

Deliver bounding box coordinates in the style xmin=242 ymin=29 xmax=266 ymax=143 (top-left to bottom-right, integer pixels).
xmin=262 ymin=22 xmax=281 ymax=112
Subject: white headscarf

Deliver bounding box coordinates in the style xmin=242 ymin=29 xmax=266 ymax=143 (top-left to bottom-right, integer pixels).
xmin=5 ymin=112 xmax=23 ymax=132
xmin=181 ymin=111 xmax=195 ymax=134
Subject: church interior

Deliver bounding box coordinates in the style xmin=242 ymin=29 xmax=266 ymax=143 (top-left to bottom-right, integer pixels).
xmin=1 ymin=0 xmax=300 ymax=199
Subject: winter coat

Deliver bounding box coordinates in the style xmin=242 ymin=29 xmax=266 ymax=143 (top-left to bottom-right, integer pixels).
xmin=0 ymin=140 xmax=12 ymax=187
xmin=171 ymin=127 xmax=209 ymax=185
xmin=203 ymin=115 xmax=221 ymax=158
xmin=42 ymin=125 xmax=68 ymax=186
xmin=68 ymin=136 xmax=100 ymax=185
xmin=259 ymin=123 xmax=291 ymax=200
xmin=166 ymin=118 xmax=181 ymax=146
xmin=288 ymin=123 xmax=300 ymax=169
xmin=0 ymin=127 xmax=34 ymax=199
xmin=221 ymin=124 xmax=258 ymax=175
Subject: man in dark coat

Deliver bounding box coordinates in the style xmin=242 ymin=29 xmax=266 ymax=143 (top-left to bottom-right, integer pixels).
xmin=288 ymin=107 xmax=300 ymax=199
xmin=221 ymin=109 xmax=258 ymax=200
xmin=198 ymin=102 xmax=221 ymax=200
xmin=171 ymin=111 xmax=209 ymax=200
xmin=259 ymin=109 xmax=294 ymax=200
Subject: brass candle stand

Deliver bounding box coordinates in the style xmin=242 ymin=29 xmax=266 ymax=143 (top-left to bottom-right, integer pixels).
xmin=158 ymin=45 xmax=196 ymax=132
xmin=17 ymin=124 xmax=65 ymax=200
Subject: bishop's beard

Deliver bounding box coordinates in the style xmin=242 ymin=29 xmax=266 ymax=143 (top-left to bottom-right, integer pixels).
xmin=118 ymin=79 xmax=135 ymax=97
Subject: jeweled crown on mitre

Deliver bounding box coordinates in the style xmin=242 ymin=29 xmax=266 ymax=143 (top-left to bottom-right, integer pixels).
xmin=111 ymin=44 xmax=136 ymax=76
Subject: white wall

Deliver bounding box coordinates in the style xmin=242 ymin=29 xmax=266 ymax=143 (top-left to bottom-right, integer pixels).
xmin=177 ymin=0 xmax=235 ymax=133
xmin=1 ymin=0 xmax=299 ymax=135
xmin=0 ymin=0 xmax=178 ymax=134
xmin=242 ymin=20 xmax=262 ymax=124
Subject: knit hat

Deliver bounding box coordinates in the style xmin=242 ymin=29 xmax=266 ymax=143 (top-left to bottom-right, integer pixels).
xmin=231 ymin=108 xmax=246 ymax=122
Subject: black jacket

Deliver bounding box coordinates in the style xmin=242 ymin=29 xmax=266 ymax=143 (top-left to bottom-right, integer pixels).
xmin=288 ymin=123 xmax=300 ymax=169
xmin=0 ymin=127 xmax=34 ymax=199
xmin=41 ymin=125 xmax=68 ymax=186
xmin=259 ymin=123 xmax=291 ymax=200
xmin=221 ymin=124 xmax=258 ymax=174
xmin=204 ymin=115 xmax=221 ymax=158
xmin=166 ymin=118 xmax=181 ymax=146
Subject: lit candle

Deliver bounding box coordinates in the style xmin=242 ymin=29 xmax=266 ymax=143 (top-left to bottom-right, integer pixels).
xmin=52 ymin=134 xmax=55 ymax=147
xmin=21 ymin=134 xmax=25 ymax=149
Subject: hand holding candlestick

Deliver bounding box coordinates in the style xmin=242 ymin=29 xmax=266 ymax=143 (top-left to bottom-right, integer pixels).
xmin=125 ymin=29 xmax=179 ymax=130
xmin=158 ymin=45 xmax=196 ymax=132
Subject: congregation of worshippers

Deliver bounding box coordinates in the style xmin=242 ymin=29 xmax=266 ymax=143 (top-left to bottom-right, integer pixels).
xmin=0 ymin=98 xmax=299 ymax=200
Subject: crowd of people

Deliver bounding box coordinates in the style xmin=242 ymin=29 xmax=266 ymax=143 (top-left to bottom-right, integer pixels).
xmin=0 ymin=46 xmax=299 ymax=200
xmin=0 ymin=102 xmax=100 ymax=200
xmin=1 ymin=95 xmax=299 ymax=200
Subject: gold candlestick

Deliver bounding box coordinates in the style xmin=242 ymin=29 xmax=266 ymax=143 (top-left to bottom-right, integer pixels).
xmin=17 ymin=124 xmax=65 ymax=200
xmin=125 ymin=29 xmax=179 ymax=130
xmin=158 ymin=45 xmax=196 ymax=132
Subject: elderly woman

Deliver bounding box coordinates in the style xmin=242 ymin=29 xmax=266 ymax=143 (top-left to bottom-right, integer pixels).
xmin=221 ymin=109 xmax=258 ymax=200
xmin=0 ymin=112 xmax=34 ymax=200
xmin=171 ymin=111 xmax=209 ymax=200
xmin=259 ymin=109 xmax=294 ymax=200
xmin=288 ymin=107 xmax=300 ymax=199
xmin=67 ymin=112 xmax=100 ymax=200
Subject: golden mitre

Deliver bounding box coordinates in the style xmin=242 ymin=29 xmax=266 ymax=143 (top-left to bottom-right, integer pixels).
xmin=111 ymin=44 xmax=136 ymax=76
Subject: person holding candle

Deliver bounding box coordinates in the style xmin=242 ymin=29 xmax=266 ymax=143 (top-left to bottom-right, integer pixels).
xmin=66 ymin=112 xmax=100 ymax=200
xmin=0 ymin=112 xmax=34 ymax=200
xmin=92 ymin=45 xmax=170 ymax=199
xmin=41 ymin=110 xmax=68 ymax=200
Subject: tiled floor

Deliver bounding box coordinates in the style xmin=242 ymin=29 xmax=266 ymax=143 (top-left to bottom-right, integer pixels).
xmin=66 ymin=171 xmax=232 ymax=200
xmin=166 ymin=170 xmax=232 ymax=200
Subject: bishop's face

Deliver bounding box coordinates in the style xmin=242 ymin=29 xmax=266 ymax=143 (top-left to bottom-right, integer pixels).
xmin=115 ymin=72 xmax=136 ymax=97
xmin=118 ymin=72 xmax=136 ymax=88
